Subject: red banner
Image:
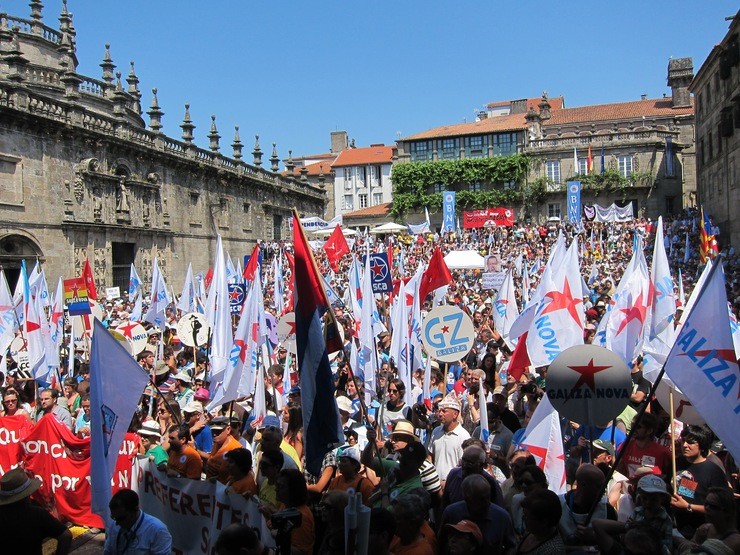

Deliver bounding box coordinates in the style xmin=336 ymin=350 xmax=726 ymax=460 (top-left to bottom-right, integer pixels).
xmin=462 ymin=207 xmax=515 ymax=228
xmin=0 ymin=414 xmax=138 ymax=528
xmin=0 ymin=415 xmax=33 ymax=473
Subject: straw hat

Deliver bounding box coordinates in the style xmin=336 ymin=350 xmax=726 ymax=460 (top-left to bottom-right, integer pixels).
xmin=391 ymin=420 xmax=419 ymax=442
xmin=0 ymin=468 xmax=42 ymax=505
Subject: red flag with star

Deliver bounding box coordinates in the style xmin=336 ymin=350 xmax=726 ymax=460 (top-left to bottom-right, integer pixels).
xmin=323 ymin=225 xmax=350 ymax=273
xmin=82 ymin=257 xmax=98 ymax=301
xmin=519 ymin=396 xmax=567 ymax=494
xmin=419 ymin=247 xmax=452 ymax=302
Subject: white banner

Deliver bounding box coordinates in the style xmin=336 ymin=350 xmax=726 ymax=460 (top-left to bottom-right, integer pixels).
xmin=481 ymin=271 xmax=506 ymax=291
xmin=132 ymin=458 xmax=274 ymax=554
xmin=291 ymin=214 xmax=343 ymax=230
xmin=584 ymin=202 xmax=634 ymax=222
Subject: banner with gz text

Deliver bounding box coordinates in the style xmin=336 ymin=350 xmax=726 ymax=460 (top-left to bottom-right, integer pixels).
xmin=133 ymin=458 xmax=274 ymax=555
xmin=0 ymin=414 xmax=138 ymax=528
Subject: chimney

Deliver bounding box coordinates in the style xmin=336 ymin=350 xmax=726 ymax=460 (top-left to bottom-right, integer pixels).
xmin=510 ymin=99 xmax=528 ymax=114
xmin=667 ymin=57 xmax=693 ymax=108
xmin=330 ymin=131 xmax=348 ymax=154
xmin=641 ymin=94 xmax=647 ymax=100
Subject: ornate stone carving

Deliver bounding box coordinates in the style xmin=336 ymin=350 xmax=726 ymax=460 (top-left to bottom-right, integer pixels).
xmin=94 ymin=247 xmax=107 ymax=286
xmin=92 ymin=187 xmax=102 ymax=222
xmin=74 ymin=246 xmax=87 ymax=274
xmin=73 ymin=174 xmax=85 ymax=203
xmin=142 ymin=192 xmax=150 ymax=226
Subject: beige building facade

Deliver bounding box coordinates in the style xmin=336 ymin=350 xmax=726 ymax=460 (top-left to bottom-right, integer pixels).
xmin=0 ymin=6 xmax=325 ymax=291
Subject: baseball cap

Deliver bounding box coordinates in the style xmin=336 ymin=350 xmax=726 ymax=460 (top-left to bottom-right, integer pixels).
xmin=592 ymin=439 xmax=615 ymax=456
xmin=637 ymin=475 xmax=669 ymax=496
xmin=336 ymin=396 xmax=353 ymax=414
xmin=173 ymin=371 xmax=192 ymax=383
xmin=183 ymin=401 xmax=203 ymax=415
xmin=445 ymin=520 xmax=483 ymax=546
xmin=337 ymin=445 xmax=361 ymax=465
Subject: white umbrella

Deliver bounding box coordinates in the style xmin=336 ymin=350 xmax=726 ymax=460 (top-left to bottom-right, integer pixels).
xmin=443 ymin=250 xmax=485 ymax=270
xmin=369 ymin=222 xmax=407 ymax=234
xmin=312 ymin=227 xmax=357 ymax=237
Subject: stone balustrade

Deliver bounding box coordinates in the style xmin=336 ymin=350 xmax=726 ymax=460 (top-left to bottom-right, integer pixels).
xmin=528 ymin=129 xmax=675 ymax=149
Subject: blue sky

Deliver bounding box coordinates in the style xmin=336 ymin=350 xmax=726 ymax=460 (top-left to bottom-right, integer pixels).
xmin=6 ymin=1 xmax=738 ymax=161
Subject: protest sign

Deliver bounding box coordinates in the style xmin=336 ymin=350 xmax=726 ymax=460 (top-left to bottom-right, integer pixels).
xmin=365 ymin=252 xmax=393 ymax=293
xmin=422 ymin=305 xmax=475 ymax=363
xmin=177 ymin=312 xmax=210 ymax=347
xmin=105 ymin=286 xmax=121 ymax=300
xmin=134 ymin=458 xmax=274 ymax=554
xmin=482 ymin=271 xmax=506 ymax=291
xmin=228 ymin=283 xmax=246 ymax=315
xmin=546 ymin=344 xmax=631 ymax=425
xmin=115 ymin=321 xmax=149 ymax=354
xmin=463 ymin=207 xmax=514 ymax=228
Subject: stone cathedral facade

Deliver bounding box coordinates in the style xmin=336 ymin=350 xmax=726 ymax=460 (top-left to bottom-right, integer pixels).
xmin=0 ymin=3 xmax=325 ymax=291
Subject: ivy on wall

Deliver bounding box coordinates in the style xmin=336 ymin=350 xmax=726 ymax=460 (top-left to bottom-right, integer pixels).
xmin=390 ymin=155 xmax=530 ymax=217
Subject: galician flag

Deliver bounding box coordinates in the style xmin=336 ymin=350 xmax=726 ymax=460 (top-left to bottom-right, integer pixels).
xmin=205 ymin=236 xmax=233 ymax=384
xmin=143 ymin=257 xmax=170 ymax=329
xmin=518 ymin=395 xmax=566 ymax=494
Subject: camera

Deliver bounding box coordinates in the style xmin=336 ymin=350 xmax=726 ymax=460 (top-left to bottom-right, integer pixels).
xmin=521 ymin=382 xmax=538 ymax=395
xmin=271 ymin=507 xmax=302 ymax=532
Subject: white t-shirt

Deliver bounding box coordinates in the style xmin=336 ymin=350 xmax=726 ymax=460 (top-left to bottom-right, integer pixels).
xmin=429 ymin=423 xmax=471 ymax=481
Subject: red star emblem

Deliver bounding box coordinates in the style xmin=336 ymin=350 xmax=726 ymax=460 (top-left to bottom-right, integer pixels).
xmin=615 ymin=291 xmax=647 ymax=336
xmin=567 ymin=358 xmax=612 ymax=393
xmin=441 ymin=325 xmax=450 ymax=333
xmin=286 ymin=320 xmax=296 ymax=336
xmin=371 ymin=260 xmax=385 ymax=277
xmin=539 ymin=279 xmax=582 ymax=327
xmin=117 ymin=321 xmax=139 ymax=339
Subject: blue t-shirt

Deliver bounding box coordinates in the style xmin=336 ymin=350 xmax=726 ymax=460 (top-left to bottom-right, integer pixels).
xmin=193 ymin=425 xmax=213 ymax=453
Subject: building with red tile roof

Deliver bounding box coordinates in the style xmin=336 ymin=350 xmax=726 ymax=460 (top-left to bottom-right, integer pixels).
xmin=330 ymin=144 xmax=396 ymax=219
xmin=395 ymin=59 xmax=696 ymax=224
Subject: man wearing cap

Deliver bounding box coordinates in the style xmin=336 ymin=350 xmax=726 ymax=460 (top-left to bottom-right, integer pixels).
xmin=429 ymin=394 xmax=470 ymax=489
xmin=443 ymin=520 xmax=483 ymax=555
xmin=171 ymin=371 xmax=195 ymax=410
xmin=183 ymin=401 xmax=213 ymax=462
xmin=488 ymin=387 xmax=520 ymax=434
xmin=0 ymin=467 xmax=73 ymax=554
xmin=328 ymin=445 xmax=374 ymax=505
xmin=206 ymin=416 xmax=245 ymax=482
xmin=137 ymin=421 xmax=168 ymax=468
xmin=591 ymin=439 xmax=627 ymax=505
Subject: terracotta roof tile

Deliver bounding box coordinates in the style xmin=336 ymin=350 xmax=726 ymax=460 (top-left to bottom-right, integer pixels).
xmin=400 ymin=97 xmax=693 ymax=143
xmin=343 ymin=202 xmax=392 ymax=219
xmin=545 ymin=97 xmax=694 ymax=126
xmin=283 ymin=159 xmax=334 ymax=177
xmin=401 ymin=112 xmax=528 ymax=141
xmin=331 ymin=145 xmax=394 ymax=167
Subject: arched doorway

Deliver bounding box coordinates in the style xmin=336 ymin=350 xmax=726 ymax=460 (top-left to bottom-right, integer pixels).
xmin=0 ymin=233 xmax=43 ymax=291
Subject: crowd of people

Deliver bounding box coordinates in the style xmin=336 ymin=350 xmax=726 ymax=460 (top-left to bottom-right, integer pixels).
xmin=1 ymin=207 xmax=739 ymax=555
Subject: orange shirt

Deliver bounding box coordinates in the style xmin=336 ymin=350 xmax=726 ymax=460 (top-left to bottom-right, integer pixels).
xmin=389 ymin=535 xmax=435 ymax=555
xmin=328 ymin=474 xmax=375 ymax=506
xmin=206 ymin=435 xmax=242 ymax=482
xmin=229 ymin=472 xmax=258 ymax=496
xmin=167 ymin=445 xmax=203 ymax=479
xmin=290 ymin=504 xmax=314 ymax=555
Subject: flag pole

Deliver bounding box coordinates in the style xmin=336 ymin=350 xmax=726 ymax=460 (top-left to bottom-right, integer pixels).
xmin=346 ymin=361 xmax=386 ymax=478
xmin=669 ymin=388 xmax=677 ymax=493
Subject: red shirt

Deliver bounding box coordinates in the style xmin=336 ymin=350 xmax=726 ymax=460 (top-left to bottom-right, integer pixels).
xmin=621 ymin=439 xmax=671 ymax=479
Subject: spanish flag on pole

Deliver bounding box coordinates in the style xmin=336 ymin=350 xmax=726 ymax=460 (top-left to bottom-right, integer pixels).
xmin=587 ymin=145 xmax=594 ymax=174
